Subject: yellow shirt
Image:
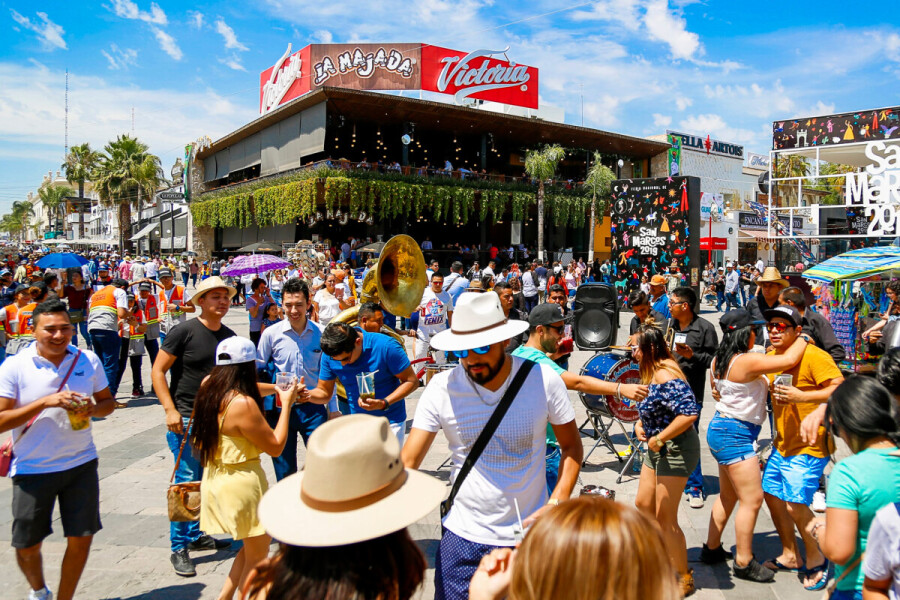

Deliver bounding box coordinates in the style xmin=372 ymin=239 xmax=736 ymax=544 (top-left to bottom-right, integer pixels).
xmin=766 ymin=344 xmax=841 ymax=458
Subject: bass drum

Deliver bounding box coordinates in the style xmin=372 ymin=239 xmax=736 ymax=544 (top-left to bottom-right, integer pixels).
xmin=579 ymin=352 xmax=641 ymax=422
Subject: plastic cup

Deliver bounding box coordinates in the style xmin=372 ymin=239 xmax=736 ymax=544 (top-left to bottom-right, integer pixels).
xmin=775 ymin=374 xmax=793 ymax=388
xmin=356 ymin=371 xmax=376 ymax=404
xmin=275 ymin=373 xmax=294 ymax=407
xmin=66 ymin=394 xmax=92 ymax=431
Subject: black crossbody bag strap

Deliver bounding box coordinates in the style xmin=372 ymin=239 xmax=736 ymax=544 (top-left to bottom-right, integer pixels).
xmin=440 ymin=360 xmax=535 ymax=519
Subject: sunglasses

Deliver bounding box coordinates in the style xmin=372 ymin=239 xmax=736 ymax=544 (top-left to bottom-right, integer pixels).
xmin=452 ymin=345 xmax=491 ymax=359
xmin=543 ymin=324 xmax=564 ymax=334
xmin=765 ymin=322 xmax=791 ymax=333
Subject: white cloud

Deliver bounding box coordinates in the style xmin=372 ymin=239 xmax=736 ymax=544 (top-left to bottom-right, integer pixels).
xmin=643 ymin=0 xmax=701 ymax=60
xmin=885 ymin=32 xmax=900 ymax=62
xmin=9 ymin=10 xmax=67 ymax=50
xmin=313 ymin=29 xmax=334 ymax=44
xmin=570 ymin=0 xmax=642 ymax=31
xmin=215 ymin=19 xmax=248 ymax=51
xmin=151 ymin=27 xmax=182 ymax=60
xmin=678 ymin=113 xmax=759 ymax=145
xmin=675 ymin=96 xmax=692 ymax=110
xmin=220 ymin=55 xmax=247 ymax=72
xmin=101 ymin=44 xmax=138 ymax=70
xmin=109 ymin=0 xmax=167 ymax=25
xmin=188 ymin=11 xmax=204 ymax=29
xmin=652 ymin=113 xmax=672 ymax=127
xmin=702 ymin=80 xmax=794 ymax=119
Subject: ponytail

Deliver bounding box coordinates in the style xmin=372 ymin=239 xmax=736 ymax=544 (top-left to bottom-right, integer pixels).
xmin=827 ymin=376 xmax=900 ymax=449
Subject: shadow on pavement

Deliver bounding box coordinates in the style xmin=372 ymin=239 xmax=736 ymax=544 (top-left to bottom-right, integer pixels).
xmin=108 ymin=582 xmax=206 ymax=600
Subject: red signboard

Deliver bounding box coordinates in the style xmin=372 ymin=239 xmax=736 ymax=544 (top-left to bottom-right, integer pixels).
xmin=420 ymin=45 xmax=538 ymax=109
xmin=259 ymin=44 xmax=311 ymax=114
xmin=259 ymin=43 xmax=539 ymax=114
xmin=699 ymin=237 xmax=728 ymax=250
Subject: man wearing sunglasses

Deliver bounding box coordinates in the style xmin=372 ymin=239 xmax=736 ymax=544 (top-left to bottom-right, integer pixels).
xmin=760 ymin=305 xmax=843 ymax=588
xmin=413 ymin=272 xmax=452 ymax=365
xmin=402 ymin=292 xmax=581 ymax=600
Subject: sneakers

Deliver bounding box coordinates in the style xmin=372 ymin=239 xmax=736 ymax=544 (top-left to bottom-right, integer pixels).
xmin=187 ymin=534 xmax=231 ymax=551
xmin=170 ymin=548 xmax=196 ymax=577
xmin=28 ymin=588 xmax=53 ymax=600
xmin=687 ymin=489 xmax=704 ymax=509
xmin=811 ymin=490 xmax=826 ymax=513
xmin=733 ymin=557 xmax=776 ymax=583
xmin=132 ymin=389 xmax=143 ymax=398
xmin=700 ymin=543 xmax=734 ymax=564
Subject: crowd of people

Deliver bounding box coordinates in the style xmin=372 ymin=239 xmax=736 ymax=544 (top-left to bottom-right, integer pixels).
xmin=0 ymin=243 xmax=898 ymax=600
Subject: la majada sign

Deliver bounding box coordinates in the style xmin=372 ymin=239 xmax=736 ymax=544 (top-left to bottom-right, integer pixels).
xmin=259 ymin=43 xmax=539 ymax=114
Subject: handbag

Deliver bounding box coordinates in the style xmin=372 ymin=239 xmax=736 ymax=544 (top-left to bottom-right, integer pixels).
xmin=440 ymin=360 xmax=534 ymax=519
xmin=128 ymin=337 xmax=146 ymax=357
xmin=1 ymin=350 xmax=82 ymax=477
xmin=67 ymin=309 xmax=85 ymax=324
xmin=167 ymin=411 xmax=201 ymax=522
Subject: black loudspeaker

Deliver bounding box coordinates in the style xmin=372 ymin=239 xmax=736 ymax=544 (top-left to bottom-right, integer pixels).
xmin=572 ymin=284 xmax=619 ymax=350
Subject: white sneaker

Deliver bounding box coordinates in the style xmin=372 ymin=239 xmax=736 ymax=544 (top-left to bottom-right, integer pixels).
xmin=811 ymin=490 xmax=826 ymax=513
xmin=28 ymin=588 xmax=53 ymax=600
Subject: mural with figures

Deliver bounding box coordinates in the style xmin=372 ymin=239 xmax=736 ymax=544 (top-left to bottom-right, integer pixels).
xmin=773 ymin=106 xmax=900 ymax=150
xmin=610 ymin=176 xmax=701 ymax=288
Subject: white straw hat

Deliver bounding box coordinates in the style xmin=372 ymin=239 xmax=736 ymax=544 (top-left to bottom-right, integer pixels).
xmin=258 ymin=414 xmax=446 ymax=547
xmin=429 ymin=292 xmax=529 ymax=352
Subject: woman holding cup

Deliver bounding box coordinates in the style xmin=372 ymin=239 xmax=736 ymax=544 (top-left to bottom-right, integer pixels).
xmin=190 ymin=337 xmax=302 ymax=600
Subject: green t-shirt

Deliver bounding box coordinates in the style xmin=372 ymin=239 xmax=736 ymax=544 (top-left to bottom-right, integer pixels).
xmin=826 ymin=447 xmax=900 ymax=591
xmin=512 ymin=345 xmax=565 ymax=447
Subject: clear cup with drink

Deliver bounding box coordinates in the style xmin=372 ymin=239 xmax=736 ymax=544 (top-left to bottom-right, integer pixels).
xmin=275 ymin=372 xmax=295 ymax=407
xmin=356 ymin=371 xmax=376 ymax=407
xmin=66 ymin=393 xmax=93 ymax=431
xmin=773 ymin=374 xmax=793 ymax=404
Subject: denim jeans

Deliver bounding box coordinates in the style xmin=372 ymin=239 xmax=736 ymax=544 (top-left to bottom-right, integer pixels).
xmin=716 ymin=291 xmax=726 ymax=311
xmin=545 ymin=444 xmax=560 ymax=495
xmin=166 ymin=416 xmax=202 ymax=551
xmin=524 ymin=295 xmax=538 ymax=313
xmin=72 ymin=319 xmax=91 ymax=350
xmin=89 ymin=329 xmax=121 ymax=396
xmin=264 ymin=404 xmax=328 ymax=481
xmin=726 ymin=291 xmax=741 ymax=310
xmin=684 ymin=418 xmax=704 ymax=495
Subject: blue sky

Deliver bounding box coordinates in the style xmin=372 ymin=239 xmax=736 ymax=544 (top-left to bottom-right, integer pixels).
xmin=1 ymin=0 xmax=898 ymax=214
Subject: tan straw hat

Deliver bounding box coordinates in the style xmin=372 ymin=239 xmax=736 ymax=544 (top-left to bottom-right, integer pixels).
xmin=649 ymin=274 xmax=668 ymax=286
xmin=258 ymin=415 xmax=446 ymax=547
xmin=190 ymin=276 xmax=237 ymax=303
xmin=429 ymin=291 xmax=529 ymax=352
xmin=757 ymin=267 xmax=789 ymax=287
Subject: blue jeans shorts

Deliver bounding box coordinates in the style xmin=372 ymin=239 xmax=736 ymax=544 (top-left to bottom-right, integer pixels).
xmin=762 ymin=448 xmax=828 ymax=505
xmin=706 ymin=412 xmax=762 ymax=466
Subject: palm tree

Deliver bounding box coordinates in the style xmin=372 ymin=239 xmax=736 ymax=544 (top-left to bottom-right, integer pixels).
xmin=38 ymin=183 xmax=69 ymax=239
xmin=63 ymin=142 xmax=101 ymax=241
xmin=584 ymin=153 xmax=616 ymax=262
xmin=92 ymin=135 xmax=163 ymax=252
xmin=524 ymin=144 xmax=566 ymax=261
xmin=773 ymin=153 xmax=809 ymax=207
xmin=10 ymin=200 xmax=35 ymax=242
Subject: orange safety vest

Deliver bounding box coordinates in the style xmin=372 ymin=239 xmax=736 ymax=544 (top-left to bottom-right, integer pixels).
xmin=140 ymin=294 xmax=159 ymax=325
xmin=18 ymin=302 xmax=36 ymax=337
xmin=90 ymin=285 xmax=119 ymax=317
xmin=2 ymin=303 xmax=19 ymax=336
xmin=159 ymin=285 xmax=186 ymax=316
xmin=121 ymin=308 xmax=145 ymax=339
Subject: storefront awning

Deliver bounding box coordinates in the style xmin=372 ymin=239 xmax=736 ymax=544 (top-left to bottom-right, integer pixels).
xmin=804 ymin=245 xmax=900 ymax=283
xmin=130 ymin=223 xmax=159 ymax=241
xmin=738 ymin=229 xmax=776 ymax=243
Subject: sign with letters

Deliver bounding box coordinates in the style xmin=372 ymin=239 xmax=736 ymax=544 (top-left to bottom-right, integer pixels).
xmin=666 ymin=130 xmax=744 ymax=159
xmin=844 ymin=140 xmax=900 ymax=235
xmin=259 ymin=43 xmax=539 ymax=114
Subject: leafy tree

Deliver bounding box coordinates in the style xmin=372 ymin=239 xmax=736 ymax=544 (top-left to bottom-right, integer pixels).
xmin=524 ymin=144 xmax=566 ymax=261
xmin=63 ymin=142 xmax=101 ymax=240
xmin=815 ymin=162 xmax=856 ymax=205
xmin=584 ymin=153 xmax=615 ymax=262
xmin=38 ymin=183 xmax=69 ymax=239
xmin=92 ymin=135 xmax=163 ymax=251
xmin=10 ymin=200 xmax=35 ymax=241
xmin=773 ymin=154 xmax=810 ymax=207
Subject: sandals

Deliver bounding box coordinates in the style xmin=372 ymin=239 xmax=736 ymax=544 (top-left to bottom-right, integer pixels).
xmin=762 ymin=557 xmax=804 ymax=573
xmin=803 ymin=560 xmax=831 ymax=591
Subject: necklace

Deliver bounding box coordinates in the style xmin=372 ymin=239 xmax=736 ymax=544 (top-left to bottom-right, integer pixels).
xmin=467 ymin=360 xmax=513 ymax=406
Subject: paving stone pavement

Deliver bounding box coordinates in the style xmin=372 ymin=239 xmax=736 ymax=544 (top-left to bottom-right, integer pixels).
xmin=0 ymin=299 xmax=815 ymax=599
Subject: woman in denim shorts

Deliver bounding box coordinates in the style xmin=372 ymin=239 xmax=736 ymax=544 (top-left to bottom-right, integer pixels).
xmin=632 ymin=325 xmax=700 ymax=597
xmin=702 ymin=309 xmax=808 ymax=583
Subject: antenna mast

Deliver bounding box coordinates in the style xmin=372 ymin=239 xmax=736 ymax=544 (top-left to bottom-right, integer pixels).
xmin=64 ymin=68 xmax=69 ymax=157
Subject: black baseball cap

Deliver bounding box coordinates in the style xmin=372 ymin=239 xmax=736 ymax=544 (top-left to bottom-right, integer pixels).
xmin=764 ymin=305 xmax=802 ymax=327
xmin=159 ymin=268 xmax=173 ymax=277
xmin=719 ymin=309 xmax=765 ymax=333
xmin=112 ymin=278 xmax=130 ymax=289
xmin=527 ymin=303 xmax=572 ymax=327
xmin=138 ymin=282 xmax=152 ymax=291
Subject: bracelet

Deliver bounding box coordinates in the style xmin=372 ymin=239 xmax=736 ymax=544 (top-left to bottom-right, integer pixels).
xmin=382 ymin=399 xmax=390 ymax=410
xmin=810 ymin=521 xmax=825 ymax=541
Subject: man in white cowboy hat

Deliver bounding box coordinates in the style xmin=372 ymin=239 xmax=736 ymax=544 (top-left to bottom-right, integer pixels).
xmin=402 ymin=291 xmax=582 ymax=600
xmin=151 ymin=276 xmax=237 ymax=577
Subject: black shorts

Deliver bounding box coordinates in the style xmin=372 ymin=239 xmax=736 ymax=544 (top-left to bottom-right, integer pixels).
xmin=11 ymin=458 xmax=102 ymax=548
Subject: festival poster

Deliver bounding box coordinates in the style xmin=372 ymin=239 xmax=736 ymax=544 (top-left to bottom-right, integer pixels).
xmin=667 ymin=134 xmax=682 ymax=176
xmin=609 ymin=176 xmax=701 ymax=290
xmin=773 ymin=105 xmax=900 ymax=150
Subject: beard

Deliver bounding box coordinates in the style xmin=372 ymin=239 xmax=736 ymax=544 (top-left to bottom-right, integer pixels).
xmin=540 ymin=336 xmax=558 ymax=354
xmin=464 ymin=354 xmax=505 ymax=385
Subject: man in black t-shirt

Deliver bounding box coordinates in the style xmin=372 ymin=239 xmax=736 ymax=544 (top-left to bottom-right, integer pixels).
xmin=151 ymin=276 xmax=236 ymax=577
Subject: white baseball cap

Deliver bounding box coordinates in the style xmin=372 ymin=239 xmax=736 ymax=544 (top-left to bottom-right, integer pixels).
xmin=215 ymin=337 xmax=257 ymax=366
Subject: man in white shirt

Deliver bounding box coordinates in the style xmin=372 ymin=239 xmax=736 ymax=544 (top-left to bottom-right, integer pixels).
xmin=413 ymin=273 xmax=452 ymax=364
xmin=143 ymin=258 xmax=158 ymax=280
xmin=756 ymin=258 xmax=765 ymax=274
xmin=402 ymin=292 xmax=581 ymax=600
xmin=0 ymin=300 xmax=115 ymax=600
xmin=482 ymin=260 xmax=496 ymax=281
xmin=724 ymin=262 xmax=742 ymax=311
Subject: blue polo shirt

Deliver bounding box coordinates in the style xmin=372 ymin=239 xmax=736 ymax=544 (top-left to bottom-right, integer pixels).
xmin=651 ymin=293 xmax=671 ymax=320
xmin=319 ymin=330 xmax=411 ymax=424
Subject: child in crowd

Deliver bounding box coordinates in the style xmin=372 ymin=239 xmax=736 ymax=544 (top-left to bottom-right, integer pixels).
xmin=260 ymin=303 xmax=282 ymax=335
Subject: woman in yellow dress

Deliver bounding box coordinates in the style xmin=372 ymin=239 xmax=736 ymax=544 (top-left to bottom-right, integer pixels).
xmin=190 ymin=336 xmax=300 ymax=600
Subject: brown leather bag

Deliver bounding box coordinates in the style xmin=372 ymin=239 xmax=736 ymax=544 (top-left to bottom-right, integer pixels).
xmin=167 ymin=412 xmax=201 ymax=522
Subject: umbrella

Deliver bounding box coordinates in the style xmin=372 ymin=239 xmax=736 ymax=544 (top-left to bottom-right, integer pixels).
xmin=803 ymin=245 xmax=900 ymax=283
xmin=238 ymin=240 xmax=282 ymax=253
xmin=181 ymin=251 xmax=197 ymax=257
xmin=36 ymin=252 xmax=90 ymax=269
xmin=357 ymin=241 xmax=385 ymax=254
xmin=221 ymin=254 xmax=292 ymax=277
